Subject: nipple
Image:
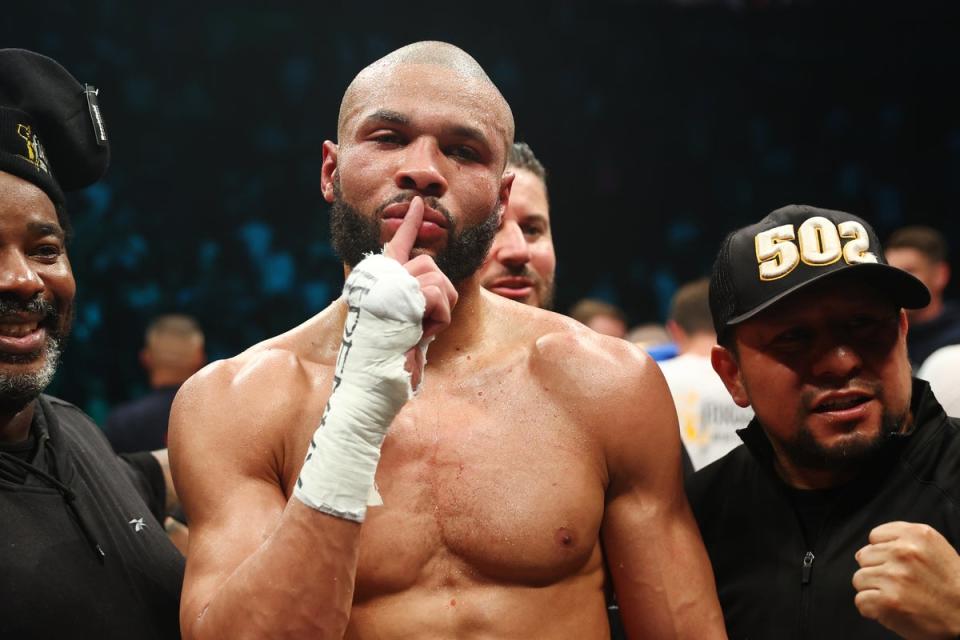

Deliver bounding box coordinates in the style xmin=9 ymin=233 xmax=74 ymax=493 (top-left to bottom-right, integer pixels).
xmin=555 ymin=527 xmax=575 ymax=548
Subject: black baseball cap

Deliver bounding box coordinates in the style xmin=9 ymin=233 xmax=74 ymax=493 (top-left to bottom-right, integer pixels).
xmin=0 ymin=48 xmax=109 ymax=210
xmin=709 ymin=204 xmax=930 ymax=338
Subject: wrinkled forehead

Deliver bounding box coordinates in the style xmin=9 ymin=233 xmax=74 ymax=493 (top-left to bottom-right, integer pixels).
xmin=338 ymin=63 xmax=514 ymax=159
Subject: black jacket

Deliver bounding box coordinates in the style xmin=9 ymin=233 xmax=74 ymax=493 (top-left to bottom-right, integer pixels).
xmin=687 ymin=380 xmax=960 ymax=640
xmin=0 ymin=395 xmax=184 ymax=639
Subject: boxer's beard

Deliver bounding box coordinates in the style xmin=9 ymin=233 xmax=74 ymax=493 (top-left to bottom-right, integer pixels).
xmin=330 ymin=182 xmax=499 ymax=284
xmin=0 ymin=294 xmax=71 ymax=414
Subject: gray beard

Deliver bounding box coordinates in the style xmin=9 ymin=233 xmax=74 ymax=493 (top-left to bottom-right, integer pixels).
xmin=0 ymin=337 xmax=62 ymax=414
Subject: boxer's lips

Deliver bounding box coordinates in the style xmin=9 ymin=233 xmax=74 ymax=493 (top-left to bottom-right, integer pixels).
xmin=381 ymin=202 xmax=449 ymax=229
xmin=382 ymin=217 xmax=446 ymax=242
xmin=0 ymin=315 xmax=46 ymax=354
xmin=382 ymin=202 xmax=448 ymax=243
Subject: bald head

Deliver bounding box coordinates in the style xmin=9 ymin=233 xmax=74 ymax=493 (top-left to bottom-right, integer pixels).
xmin=337 ymin=41 xmax=514 ymax=159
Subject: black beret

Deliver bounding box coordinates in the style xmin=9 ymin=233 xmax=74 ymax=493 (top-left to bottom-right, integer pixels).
xmin=0 ymin=48 xmax=109 ymax=207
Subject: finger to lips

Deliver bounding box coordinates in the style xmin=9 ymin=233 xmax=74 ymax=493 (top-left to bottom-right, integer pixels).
xmin=384 ymin=196 xmax=424 ymax=264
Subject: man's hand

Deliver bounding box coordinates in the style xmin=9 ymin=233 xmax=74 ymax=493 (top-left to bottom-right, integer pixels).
xmin=383 ymin=196 xmax=458 ymax=389
xmin=295 ymin=198 xmax=456 ymax=520
xmin=853 ymin=521 xmax=960 ymax=639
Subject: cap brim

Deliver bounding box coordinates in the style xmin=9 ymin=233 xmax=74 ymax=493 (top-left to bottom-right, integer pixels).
xmin=726 ymin=262 xmax=931 ymax=327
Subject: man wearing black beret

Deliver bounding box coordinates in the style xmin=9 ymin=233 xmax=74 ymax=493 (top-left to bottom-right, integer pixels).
xmin=688 ymin=204 xmax=960 ymax=639
xmin=0 ymin=49 xmax=182 ymax=638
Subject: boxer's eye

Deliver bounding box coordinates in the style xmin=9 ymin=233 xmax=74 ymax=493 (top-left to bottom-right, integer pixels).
xmin=447 ymin=145 xmax=480 ymax=162
xmin=372 ymin=132 xmax=404 ymax=146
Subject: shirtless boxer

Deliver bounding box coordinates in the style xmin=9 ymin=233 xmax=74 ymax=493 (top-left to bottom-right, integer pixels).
xmin=170 ymin=41 xmax=724 ymax=639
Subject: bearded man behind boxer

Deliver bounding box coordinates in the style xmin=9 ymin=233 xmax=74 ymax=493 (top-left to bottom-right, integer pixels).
xmin=170 ymin=41 xmax=723 ymax=639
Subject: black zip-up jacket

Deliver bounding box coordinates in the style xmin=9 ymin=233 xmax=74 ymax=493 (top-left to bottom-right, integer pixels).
xmin=0 ymin=395 xmax=184 ymax=639
xmin=687 ymin=379 xmax=960 ymax=640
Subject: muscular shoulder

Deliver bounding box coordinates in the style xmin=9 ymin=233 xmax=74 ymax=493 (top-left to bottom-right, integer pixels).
xmin=176 ymin=302 xmax=344 ymax=420
xmin=483 ymin=294 xmax=648 ymax=380
xmin=169 ymin=307 xmax=345 ymax=471
xmin=528 ymin=316 xmax=662 ymax=407
xmin=175 ymin=347 xmax=317 ymax=436
xmin=497 ymin=302 xmax=676 ymax=473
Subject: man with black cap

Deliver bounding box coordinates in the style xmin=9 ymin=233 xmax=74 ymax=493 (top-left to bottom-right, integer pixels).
xmin=0 ymin=49 xmax=182 ymax=638
xmin=688 ymin=204 xmax=960 ymax=639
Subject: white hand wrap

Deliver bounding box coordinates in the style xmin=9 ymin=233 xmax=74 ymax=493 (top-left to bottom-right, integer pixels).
xmin=294 ymin=254 xmax=425 ymax=522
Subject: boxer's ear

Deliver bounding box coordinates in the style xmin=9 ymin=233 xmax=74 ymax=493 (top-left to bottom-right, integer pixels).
xmin=497 ymin=170 xmax=514 ymax=226
xmin=321 ymin=141 xmax=339 ymax=203
xmin=712 ymin=344 xmax=750 ymax=408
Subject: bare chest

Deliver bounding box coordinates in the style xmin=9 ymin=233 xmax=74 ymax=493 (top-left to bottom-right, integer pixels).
xmin=346 ymin=375 xmax=605 ymax=601
xmin=278 ymin=351 xmax=608 ymax=600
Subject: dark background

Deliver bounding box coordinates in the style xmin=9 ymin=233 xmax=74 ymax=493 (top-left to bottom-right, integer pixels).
xmin=3 ymin=1 xmax=959 ymax=421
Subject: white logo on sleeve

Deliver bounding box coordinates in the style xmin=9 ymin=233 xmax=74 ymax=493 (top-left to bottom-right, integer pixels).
xmin=128 ymin=517 xmax=147 ymax=532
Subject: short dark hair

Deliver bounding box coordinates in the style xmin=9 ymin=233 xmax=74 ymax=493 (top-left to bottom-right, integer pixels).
xmin=670 ymin=278 xmax=714 ymax=336
xmin=886 ymin=225 xmax=948 ymax=263
xmin=717 ymin=326 xmax=738 ymax=354
xmin=508 ymin=141 xmax=547 ymax=184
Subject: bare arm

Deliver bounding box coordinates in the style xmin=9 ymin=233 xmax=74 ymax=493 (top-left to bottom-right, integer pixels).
xmin=170 ymin=198 xmax=456 ymax=640
xmin=599 ymin=346 xmax=726 ymax=638
xmin=169 ymin=358 xmax=363 ymax=640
